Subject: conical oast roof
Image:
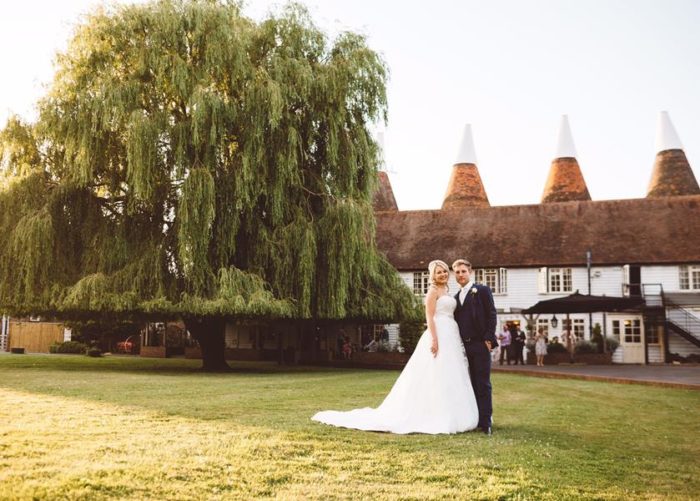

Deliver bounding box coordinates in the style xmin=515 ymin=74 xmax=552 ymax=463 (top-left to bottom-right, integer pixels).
xmin=647 ymin=111 xmax=699 ymax=197
xmin=442 ymin=125 xmax=490 ymax=209
xmin=541 ymin=115 xmax=591 ymax=203
xmin=373 ymin=171 xmax=398 ymax=211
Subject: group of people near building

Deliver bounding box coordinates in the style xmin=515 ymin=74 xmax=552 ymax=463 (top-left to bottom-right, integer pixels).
xmin=495 ymin=323 xmax=550 ymax=366
xmin=495 ymin=324 xmax=526 ymax=365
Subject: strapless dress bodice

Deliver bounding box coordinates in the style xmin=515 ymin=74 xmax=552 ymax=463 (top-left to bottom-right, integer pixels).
xmin=435 ymin=295 xmax=457 ymax=317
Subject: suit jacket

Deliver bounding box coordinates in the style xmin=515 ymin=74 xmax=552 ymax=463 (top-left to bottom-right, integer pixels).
xmin=454 ymin=283 xmax=499 ymax=347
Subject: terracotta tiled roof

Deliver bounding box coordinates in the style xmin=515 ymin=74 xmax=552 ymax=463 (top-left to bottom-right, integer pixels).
xmin=647 ymin=149 xmax=700 ymax=198
xmin=375 ymin=195 xmax=700 ymax=269
xmin=441 ymin=163 xmax=490 ymax=209
xmin=372 ymin=171 xmax=398 ymax=211
xmin=541 ymin=158 xmax=591 ymax=203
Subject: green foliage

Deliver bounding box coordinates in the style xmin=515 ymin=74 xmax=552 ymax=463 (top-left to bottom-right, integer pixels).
xmin=547 ymin=341 xmax=568 ymax=353
xmin=574 ymin=340 xmax=598 ymax=354
xmin=590 ymin=322 xmax=604 ymax=353
xmin=0 ymin=0 xmax=414 ymax=323
xmin=0 ymin=117 xmax=41 ymax=183
xmin=178 ymin=167 xmax=216 ymax=294
xmin=65 ymin=319 xmax=141 ymax=344
xmin=399 ymin=315 xmax=425 ymax=355
xmin=49 ymin=341 xmax=88 ymax=354
xmin=605 ymin=336 xmax=620 ymax=352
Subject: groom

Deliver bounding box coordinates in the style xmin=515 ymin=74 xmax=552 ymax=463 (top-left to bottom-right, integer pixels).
xmin=452 ymin=259 xmax=498 ymax=435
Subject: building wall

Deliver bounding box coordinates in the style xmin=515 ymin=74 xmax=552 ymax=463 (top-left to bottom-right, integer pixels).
xmin=0 ymin=315 xmax=8 ymax=351
xmin=397 ymin=264 xmax=700 ymax=361
xmin=648 ymin=345 xmax=664 ymax=364
xmin=399 ymin=266 xmax=631 ymax=342
xmin=642 ymin=266 xmax=680 ymax=292
xmin=668 ymin=334 xmax=699 ymax=358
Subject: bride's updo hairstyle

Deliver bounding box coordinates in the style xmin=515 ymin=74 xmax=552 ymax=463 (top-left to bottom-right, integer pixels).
xmin=428 ymin=260 xmax=450 ymax=289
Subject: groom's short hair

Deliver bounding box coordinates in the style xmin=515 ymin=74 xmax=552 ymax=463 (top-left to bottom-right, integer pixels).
xmin=451 ymin=259 xmax=471 ymax=270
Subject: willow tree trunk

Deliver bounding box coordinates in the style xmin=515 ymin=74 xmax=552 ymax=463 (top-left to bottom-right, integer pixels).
xmin=185 ymin=317 xmax=230 ymax=372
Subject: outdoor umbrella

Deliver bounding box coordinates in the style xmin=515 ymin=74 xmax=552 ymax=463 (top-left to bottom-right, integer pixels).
xmin=521 ymin=291 xmax=645 ymax=357
xmin=521 ymin=291 xmax=645 ymax=314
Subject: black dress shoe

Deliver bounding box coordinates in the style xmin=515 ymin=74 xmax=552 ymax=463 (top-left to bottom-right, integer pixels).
xmin=481 ymin=426 xmax=492 ymax=435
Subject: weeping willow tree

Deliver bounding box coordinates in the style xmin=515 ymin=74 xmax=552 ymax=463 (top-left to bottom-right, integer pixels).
xmin=0 ymin=0 xmax=418 ymax=370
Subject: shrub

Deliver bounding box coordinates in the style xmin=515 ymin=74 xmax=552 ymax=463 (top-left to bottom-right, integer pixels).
xmin=574 ymin=340 xmax=598 ymax=354
xmin=399 ymin=319 xmax=425 ymax=355
xmin=50 ymin=341 xmax=88 ymax=354
xmin=65 ymin=320 xmax=141 ymax=352
xmin=604 ymin=336 xmax=620 ymax=352
xmin=547 ymin=342 xmax=568 ymax=353
xmin=590 ymin=323 xmax=604 ymax=353
xmin=86 ymin=347 xmax=102 ymax=357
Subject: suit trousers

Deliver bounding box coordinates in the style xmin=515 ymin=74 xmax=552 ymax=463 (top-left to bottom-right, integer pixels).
xmin=464 ymin=341 xmax=493 ymax=429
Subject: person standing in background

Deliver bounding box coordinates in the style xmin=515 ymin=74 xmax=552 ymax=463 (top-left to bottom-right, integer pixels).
xmin=497 ymin=324 xmax=511 ymax=365
xmin=535 ymin=327 xmax=548 ymax=366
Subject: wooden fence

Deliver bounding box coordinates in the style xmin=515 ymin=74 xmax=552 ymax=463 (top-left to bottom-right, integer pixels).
xmin=8 ymin=321 xmax=65 ymax=353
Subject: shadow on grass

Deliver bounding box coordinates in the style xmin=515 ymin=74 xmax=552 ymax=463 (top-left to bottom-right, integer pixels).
xmin=0 ymin=353 xmax=379 ymax=376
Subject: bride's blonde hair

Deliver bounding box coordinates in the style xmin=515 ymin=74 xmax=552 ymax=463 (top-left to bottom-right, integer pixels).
xmin=428 ymin=260 xmax=450 ymax=290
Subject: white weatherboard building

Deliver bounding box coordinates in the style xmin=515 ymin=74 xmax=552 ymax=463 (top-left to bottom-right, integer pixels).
xmin=374 ymin=112 xmax=700 ymax=364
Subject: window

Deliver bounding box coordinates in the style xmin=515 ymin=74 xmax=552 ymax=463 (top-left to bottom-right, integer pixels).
xmin=611 ymin=320 xmax=621 ymax=341
xmin=537 ymin=318 xmax=549 ymax=338
xmin=624 ymin=319 xmax=641 ymax=343
xmin=549 ymin=268 xmax=573 ymax=293
xmin=473 ymin=268 xmax=508 ymax=294
xmin=413 ymin=271 xmax=430 ymax=296
xmin=563 ymin=318 xmax=585 ymax=340
xmin=680 ymin=265 xmax=700 ymax=291
xmin=539 ymin=267 xmax=573 ymax=293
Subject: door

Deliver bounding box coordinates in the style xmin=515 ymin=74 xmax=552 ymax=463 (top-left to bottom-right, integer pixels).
xmin=620 ymin=318 xmax=644 ymax=363
xmin=629 ymin=266 xmax=641 ymax=296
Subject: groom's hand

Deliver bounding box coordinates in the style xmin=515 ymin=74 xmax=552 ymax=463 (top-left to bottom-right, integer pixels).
xmin=485 ymin=341 xmax=492 ymax=351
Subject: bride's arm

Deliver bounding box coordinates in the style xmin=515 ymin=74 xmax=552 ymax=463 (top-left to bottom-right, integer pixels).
xmin=425 ymin=286 xmax=439 ymax=357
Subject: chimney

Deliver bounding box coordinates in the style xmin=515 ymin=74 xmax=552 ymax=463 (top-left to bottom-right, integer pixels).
xmin=647 ymin=111 xmax=699 ymax=197
xmin=373 ymin=170 xmax=398 ymax=211
xmin=541 ymin=115 xmax=591 ymax=203
xmin=442 ymin=124 xmax=490 ymax=209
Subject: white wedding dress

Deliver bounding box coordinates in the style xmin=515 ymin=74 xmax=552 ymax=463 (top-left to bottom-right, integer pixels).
xmin=312 ymin=295 xmax=479 ymax=434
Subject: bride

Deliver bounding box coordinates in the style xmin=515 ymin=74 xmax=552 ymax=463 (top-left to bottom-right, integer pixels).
xmin=312 ymin=260 xmax=479 ymax=434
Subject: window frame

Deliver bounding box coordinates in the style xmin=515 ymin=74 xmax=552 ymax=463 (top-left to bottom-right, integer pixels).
xmin=679 ymin=264 xmax=700 ymax=291
xmin=623 ymin=319 xmax=642 ymax=343
xmin=413 ymin=271 xmax=430 ymax=297
xmin=548 ymin=267 xmax=573 ymax=293
xmin=473 ymin=267 xmax=508 ymax=295
xmin=562 ymin=318 xmax=585 ymax=340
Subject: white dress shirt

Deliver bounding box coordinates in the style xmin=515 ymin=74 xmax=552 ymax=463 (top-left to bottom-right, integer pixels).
xmin=459 ymin=281 xmax=474 ymax=305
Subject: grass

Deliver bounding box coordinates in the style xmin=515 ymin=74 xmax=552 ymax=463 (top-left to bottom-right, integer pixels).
xmin=0 ymin=354 xmax=698 ymax=500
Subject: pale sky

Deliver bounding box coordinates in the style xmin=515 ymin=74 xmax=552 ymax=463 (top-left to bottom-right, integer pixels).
xmin=1 ymin=0 xmax=699 ymax=210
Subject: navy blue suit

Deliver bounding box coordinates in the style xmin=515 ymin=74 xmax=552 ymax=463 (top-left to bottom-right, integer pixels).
xmin=454 ymin=283 xmax=498 ymax=429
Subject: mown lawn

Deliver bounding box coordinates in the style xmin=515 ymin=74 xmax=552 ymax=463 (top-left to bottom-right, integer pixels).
xmin=0 ymin=354 xmax=698 ymax=500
